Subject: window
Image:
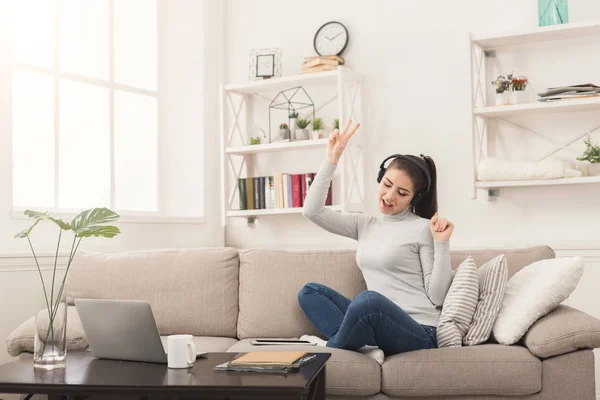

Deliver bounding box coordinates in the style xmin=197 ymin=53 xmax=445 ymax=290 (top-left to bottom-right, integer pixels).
xmin=10 ymin=0 xmax=160 ymax=214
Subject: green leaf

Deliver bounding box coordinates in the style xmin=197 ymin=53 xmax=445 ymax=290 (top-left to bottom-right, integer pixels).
xmin=71 ymin=208 xmax=120 ymax=238
xmin=15 ymin=210 xmax=72 ymax=239
xmin=75 ymin=225 xmax=121 ymax=238
xmin=24 ymin=210 xmax=72 ymax=230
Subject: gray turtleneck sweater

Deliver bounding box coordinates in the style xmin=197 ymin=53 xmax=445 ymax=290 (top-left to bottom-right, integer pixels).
xmin=302 ymin=159 xmax=453 ymax=327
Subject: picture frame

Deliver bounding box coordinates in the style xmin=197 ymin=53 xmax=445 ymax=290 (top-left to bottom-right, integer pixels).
xmin=249 ymin=48 xmax=282 ymax=81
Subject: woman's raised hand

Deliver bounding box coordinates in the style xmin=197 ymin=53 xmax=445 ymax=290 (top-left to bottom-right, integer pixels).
xmin=326 ymin=119 xmax=360 ymax=165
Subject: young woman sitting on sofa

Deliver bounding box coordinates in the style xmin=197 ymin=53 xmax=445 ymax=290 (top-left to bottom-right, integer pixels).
xmin=299 ymin=119 xmax=455 ymax=364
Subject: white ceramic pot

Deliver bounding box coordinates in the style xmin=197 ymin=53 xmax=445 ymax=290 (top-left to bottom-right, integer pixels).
xmin=295 ymin=128 xmax=309 ymax=140
xmin=279 ymin=128 xmax=290 ymax=140
xmin=587 ymin=163 xmax=600 ymax=176
xmin=495 ymin=92 xmax=509 ymax=106
xmin=509 ymin=90 xmax=528 ymax=105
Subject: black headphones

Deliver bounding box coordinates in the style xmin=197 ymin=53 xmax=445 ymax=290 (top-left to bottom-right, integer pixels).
xmin=377 ymin=154 xmax=431 ymax=205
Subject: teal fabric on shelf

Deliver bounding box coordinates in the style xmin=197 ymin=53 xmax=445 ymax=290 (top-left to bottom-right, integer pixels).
xmin=538 ymin=0 xmax=569 ymax=26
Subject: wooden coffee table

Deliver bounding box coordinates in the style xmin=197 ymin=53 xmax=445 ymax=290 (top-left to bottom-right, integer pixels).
xmin=0 ymin=351 xmax=330 ymax=400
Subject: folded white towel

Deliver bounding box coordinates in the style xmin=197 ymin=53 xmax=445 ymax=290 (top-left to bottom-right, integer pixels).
xmin=477 ymin=157 xmax=583 ymax=181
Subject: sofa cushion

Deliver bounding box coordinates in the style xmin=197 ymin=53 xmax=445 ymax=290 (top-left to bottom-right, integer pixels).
xmin=227 ymin=339 xmax=380 ymax=396
xmin=450 ymin=245 xmax=555 ymax=278
xmin=6 ymin=306 xmax=87 ymax=357
xmin=237 ymin=249 xmax=366 ymax=339
xmin=523 ymin=305 xmax=600 ymax=358
xmin=436 ymin=257 xmax=479 ymax=347
xmin=381 ymin=344 xmax=542 ymax=397
xmin=464 ymin=254 xmax=508 ymax=346
xmin=67 ymin=248 xmax=239 ymax=337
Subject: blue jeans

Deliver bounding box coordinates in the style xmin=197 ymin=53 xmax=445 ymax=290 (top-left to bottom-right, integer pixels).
xmin=298 ymin=282 xmax=437 ymax=356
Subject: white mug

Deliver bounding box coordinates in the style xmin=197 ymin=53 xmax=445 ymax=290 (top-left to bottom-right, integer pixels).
xmin=167 ymin=334 xmax=196 ymax=369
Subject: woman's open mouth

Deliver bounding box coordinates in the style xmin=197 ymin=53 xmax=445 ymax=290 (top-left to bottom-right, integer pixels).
xmin=381 ymin=198 xmax=393 ymax=211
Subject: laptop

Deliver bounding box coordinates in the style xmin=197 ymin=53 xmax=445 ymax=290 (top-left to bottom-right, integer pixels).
xmin=75 ymin=298 xmax=206 ymax=364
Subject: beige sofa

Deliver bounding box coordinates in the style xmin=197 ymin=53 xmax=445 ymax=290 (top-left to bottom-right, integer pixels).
xmin=6 ymin=246 xmax=600 ymax=399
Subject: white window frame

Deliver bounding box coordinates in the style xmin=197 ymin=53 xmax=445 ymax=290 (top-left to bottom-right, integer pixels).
xmin=9 ymin=0 xmax=205 ymax=224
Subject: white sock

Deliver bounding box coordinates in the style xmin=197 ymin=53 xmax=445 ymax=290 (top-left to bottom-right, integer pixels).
xmin=300 ymin=334 xmax=328 ymax=347
xmin=358 ymin=345 xmax=385 ymax=365
xmin=301 ymin=335 xmax=385 ymax=365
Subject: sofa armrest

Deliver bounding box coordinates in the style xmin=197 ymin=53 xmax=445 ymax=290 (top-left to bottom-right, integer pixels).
xmin=523 ymin=305 xmax=600 ymax=358
xmin=6 ymin=306 xmax=88 ymax=357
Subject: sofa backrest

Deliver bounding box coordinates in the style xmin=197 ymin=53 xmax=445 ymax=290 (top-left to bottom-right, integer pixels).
xmin=238 ymin=246 xmax=555 ymax=339
xmin=450 ymin=246 xmax=555 ymax=278
xmin=67 ymin=248 xmax=239 ymax=337
xmin=237 ymin=249 xmax=367 ymax=339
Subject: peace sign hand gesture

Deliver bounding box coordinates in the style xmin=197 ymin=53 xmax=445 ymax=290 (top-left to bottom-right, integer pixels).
xmin=327 ymin=119 xmax=360 ymax=165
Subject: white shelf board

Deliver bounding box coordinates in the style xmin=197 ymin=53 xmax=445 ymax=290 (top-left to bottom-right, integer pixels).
xmin=226 ymin=138 xmax=329 ymax=155
xmin=472 ymin=20 xmax=600 ymax=49
xmin=227 ymin=205 xmax=341 ymax=217
xmin=476 ymin=176 xmax=600 ymax=189
xmin=224 ymin=66 xmax=357 ymax=95
xmin=473 ymin=96 xmax=600 ymax=117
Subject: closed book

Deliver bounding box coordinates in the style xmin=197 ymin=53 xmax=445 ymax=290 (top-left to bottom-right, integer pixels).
xmin=304 ymin=55 xmax=344 ymax=64
xmin=264 ymin=176 xmax=270 ymax=209
xmin=303 ymin=57 xmax=340 ymax=68
xmin=254 ymin=177 xmax=260 ymax=209
xmin=292 ymin=174 xmax=302 ymax=208
xmin=286 ymin=174 xmax=293 ymax=208
xmin=300 ymin=174 xmax=307 ymax=206
xmin=326 ymin=182 xmax=333 ymax=206
xmin=246 ymin=178 xmax=254 ymax=210
xmin=229 ymin=351 xmax=307 ymax=367
xmin=268 ymin=176 xmax=275 ymax=208
xmin=238 ymin=178 xmax=247 ymax=210
xmin=259 ymin=176 xmax=265 ymax=209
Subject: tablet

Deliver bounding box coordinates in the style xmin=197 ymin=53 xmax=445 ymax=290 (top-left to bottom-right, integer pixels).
xmin=250 ymin=339 xmax=316 ymax=346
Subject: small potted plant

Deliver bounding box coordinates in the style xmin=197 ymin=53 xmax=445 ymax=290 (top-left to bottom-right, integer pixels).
xmin=492 ymin=75 xmax=510 ymax=106
xmin=509 ymin=75 xmax=529 ymax=105
xmin=249 ymin=137 xmax=261 ymax=145
xmin=289 ymin=111 xmax=299 ymax=139
xmin=576 ymin=135 xmax=600 ymax=176
xmin=333 ymin=119 xmax=339 ymax=130
xmin=279 ymin=123 xmax=290 ymax=140
xmin=312 ymin=117 xmax=323 ymax=139
xmin=295 ymin=117 xmax=311 ymax=140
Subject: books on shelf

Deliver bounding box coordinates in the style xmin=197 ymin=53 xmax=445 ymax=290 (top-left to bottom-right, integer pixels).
xmin=237 ymin=172 xmax=332 ymax=211
xmin=301 ymin=55 xmax=345 ymax=74
xmin=537 ymin=83 xmax=600 ymax=102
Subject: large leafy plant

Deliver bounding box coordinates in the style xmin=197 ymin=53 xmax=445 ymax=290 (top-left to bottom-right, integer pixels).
xmin=15 ymin=207 xmax=120 ymax=353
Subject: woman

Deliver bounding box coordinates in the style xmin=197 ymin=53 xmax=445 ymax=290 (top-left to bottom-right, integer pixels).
xmin=299 ymin=119 xmax=454 ymax=363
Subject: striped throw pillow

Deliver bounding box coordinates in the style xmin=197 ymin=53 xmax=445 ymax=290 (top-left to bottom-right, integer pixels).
xmin=436 ymin=256 xmax=479 ymax=347
xmin=463 ymin=254 xmax=508 ymax=346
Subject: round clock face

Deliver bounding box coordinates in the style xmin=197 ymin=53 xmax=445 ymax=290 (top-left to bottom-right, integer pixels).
xmin=314 ymin=21 xmax=348 ymax=56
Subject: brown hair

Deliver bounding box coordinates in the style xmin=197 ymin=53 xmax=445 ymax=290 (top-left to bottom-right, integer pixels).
xmin=387 ymin=155 xmax=438 ymax=219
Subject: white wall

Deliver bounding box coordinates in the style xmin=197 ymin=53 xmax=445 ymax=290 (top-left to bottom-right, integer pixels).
xmin=223 ymin=0 xmax=600 ymax=251
xmin=0 ymin=0 xmax=225 ymax=365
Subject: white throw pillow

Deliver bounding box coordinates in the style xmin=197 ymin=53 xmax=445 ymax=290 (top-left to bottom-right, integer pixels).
xmin=436 ymin=256 xmax=479 ymax=348
xmin=492 ymin=257 xmax=584 ymax=345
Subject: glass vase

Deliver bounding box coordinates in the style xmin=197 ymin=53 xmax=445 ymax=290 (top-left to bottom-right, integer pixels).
xmin=538 ymin=0 xmax=568 ymax=27
xmin=33 ymin=288 xmax=68 ymax=370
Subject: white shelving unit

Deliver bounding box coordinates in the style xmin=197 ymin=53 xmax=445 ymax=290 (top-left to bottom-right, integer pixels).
xmin=469 ymin=21 xmax=600 ymax=199
xmin=220 ymin=66 xmax=365 ymax=225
